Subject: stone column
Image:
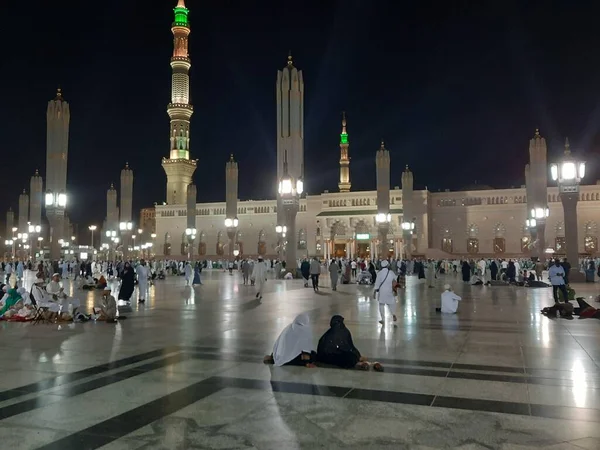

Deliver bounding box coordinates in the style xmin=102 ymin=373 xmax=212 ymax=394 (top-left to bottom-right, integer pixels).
xmin=186 ymin=183 xmax=197 ymax=260
xmin=528 ymin=129 xmax=548 ymax=261
xmin=401 ymin=165 xmax=414 ymax=259
xmin=524 ymin=164 xmax=537 ymax=253
xmin=106 ymin=184 xmax=118 ymax=233
xmin=45 ymin=89 xmax=70 ymax=261
xmin=376 ymin=141 xmax=390 ymax=259
xmin=560 ymin=192 xmax=583 ymax=282
xmin=225 ymin=155 xmax=238 ymax=259
xmin=18 ymin=190 xmax=29 ymax=232
xmin=29 ymin=170 xmax=43 ymax=228
xmin=5 ymin=209 xmax=14 ymax=239
xmin=120 ymin=163 xmax=134 ymax=260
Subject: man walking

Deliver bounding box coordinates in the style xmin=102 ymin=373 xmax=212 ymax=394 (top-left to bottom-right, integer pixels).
xmin=251 ymin=256 xmax=268 ymax=300
xmin=309 ymin=257 xmax=321 ymax=292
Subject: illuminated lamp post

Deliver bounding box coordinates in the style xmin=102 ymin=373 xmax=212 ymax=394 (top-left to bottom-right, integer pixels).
xmin=550 ymin=138 xmax=585 ymax=282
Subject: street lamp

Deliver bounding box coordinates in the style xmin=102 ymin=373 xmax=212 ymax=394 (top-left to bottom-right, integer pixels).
xmin=375 ymin=213 xmax=391 ymax=259
xmin=550 ymin=138 xmax=585 ymax=281
xmin=5 ymin=239 xmax=14 ymax=260
xmin=119 ymin=221 xmax=133 ymax=259
xmin=119 ymin=221 xmax=133 ymax=231
xmin=401 ymin=217 xmax=416 ymax=259
xmin=88 ymin=225 xmax=97 ymax=249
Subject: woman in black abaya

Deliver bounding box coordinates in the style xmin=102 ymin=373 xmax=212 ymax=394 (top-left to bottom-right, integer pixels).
xmin=316 ymin=315 xmax=383 ymax=371
xmin=461 ymin=260 xmax=471 ymax=283
xmin=118 ymin=262 xmax=135 ymax=301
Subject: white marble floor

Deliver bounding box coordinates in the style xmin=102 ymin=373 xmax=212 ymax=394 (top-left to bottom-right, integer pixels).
xmin=1 ymin=269 xmax=600 ymax=449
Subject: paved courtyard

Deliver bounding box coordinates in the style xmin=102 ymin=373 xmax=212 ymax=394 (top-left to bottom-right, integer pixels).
xmin=1 ymin=269 xmax=600 ymax=449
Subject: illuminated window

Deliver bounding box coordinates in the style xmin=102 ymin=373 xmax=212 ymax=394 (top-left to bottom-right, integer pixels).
xmin=555 ymin=237 xmax=566 ymax=252
xmin=442 ymin=238 xmax=453 ymax=253
xmin=467 ymin=238 xmax=479 ymax=254
xmin=521 ymin=236 xmax=530 ymax=252
xmin=584 ymin=236 xmax=597 ymax=253
xmin=493 ymin=238 xmax=505 ymax=253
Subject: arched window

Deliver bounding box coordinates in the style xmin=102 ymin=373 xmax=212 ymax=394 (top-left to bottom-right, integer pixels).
xmin=298 ymin=229 xmax=307 ymax=250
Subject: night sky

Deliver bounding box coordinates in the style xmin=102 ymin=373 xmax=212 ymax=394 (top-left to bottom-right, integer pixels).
xmin=2 ymin=0 xmax=600 ymax=237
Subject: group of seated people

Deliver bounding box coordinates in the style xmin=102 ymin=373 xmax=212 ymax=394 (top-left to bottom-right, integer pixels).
xmin=263 ymin=313 xmax=383 ymax=371
xmin=81 ymin=274 xmax=107 ymax=290
xmin=1 ymin=272 xmax=120 ymax=323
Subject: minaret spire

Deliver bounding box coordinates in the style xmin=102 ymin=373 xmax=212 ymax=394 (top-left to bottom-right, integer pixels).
xmin=162 ymin=0 xmax=197 ymax=204
xmin=564 ymin=137 xmax=571 ymax=155
xmin=338 ymin=112 xmax=351 ymax=192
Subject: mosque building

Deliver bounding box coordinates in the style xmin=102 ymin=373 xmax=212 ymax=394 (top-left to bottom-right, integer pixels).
xmin=154 ymin=1 xmax=600 ymax=261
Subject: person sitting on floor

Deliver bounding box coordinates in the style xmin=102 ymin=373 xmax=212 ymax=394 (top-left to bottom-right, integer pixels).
xmin=46 ymin=273 xmax=81 ymax=318
xmin=524 ymin=271 xmax=550 ymax=288
xmin=436 ymin=284 xmax=462 ymax=314
xmin=263 ymin=313 xmax=316 ymax=367
xmin=95 ymin=275 xmax=107 ymax=290
xmin=93 ymin=288 xmax=118 ymax=322
xmin=0 ymin=286 xmax=23 ymax=317
xmin=316 ymin=315 xmax=383 ymax=371
xmin=470 ymin=273 xmax=484 ymax=285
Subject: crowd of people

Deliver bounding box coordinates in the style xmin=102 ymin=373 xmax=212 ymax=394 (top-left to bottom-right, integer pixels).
xmin=1 ymin=252 xmax=598 ymax=325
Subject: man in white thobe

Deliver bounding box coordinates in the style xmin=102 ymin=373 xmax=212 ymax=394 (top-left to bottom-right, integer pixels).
xmin=436 ymin=284 xmax=462 ymax=314
xmin=252 ymin=257 xmax=268 ymax=300
xmin=184 ymin=262 xmax=193 ymax=285
xmin=374 ymin=260 xmax=397 ymax=324
xmin=135 ymin=260 xmax=150 ymax=303
xmin=46 ymin=273 xmax=80 ymax=314
xmin=478 ymin=258 xmax=487 ymax=282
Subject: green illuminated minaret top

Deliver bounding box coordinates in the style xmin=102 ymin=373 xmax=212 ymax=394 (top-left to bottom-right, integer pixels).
xmin=340 ymin=111 xmax=348 ymax=144
xmin=174 ymin=0 xmax=189 ymax=27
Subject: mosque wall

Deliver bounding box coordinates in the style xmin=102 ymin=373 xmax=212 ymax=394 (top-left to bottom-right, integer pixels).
xmin=154 ymin=184 xmax=600 ymax=260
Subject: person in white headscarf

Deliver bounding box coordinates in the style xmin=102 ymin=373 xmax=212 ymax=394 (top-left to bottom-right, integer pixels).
xmin=374 ymin=260 xmax=398 ymax=324
xmin=263 ymin=313 xmax=316 ymax=367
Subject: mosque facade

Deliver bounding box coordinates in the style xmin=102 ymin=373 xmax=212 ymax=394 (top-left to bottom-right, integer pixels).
xmin=154 ymin=1 xmax=600 ymax=261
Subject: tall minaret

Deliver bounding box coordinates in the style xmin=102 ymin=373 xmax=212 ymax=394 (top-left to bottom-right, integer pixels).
xmin=225 ymin=154 xmax=239 ymax=257
xmin=338 ymin=112 xmax=351 ymax=192
xmin=106 ymin=183 xmax=118 ymax=233
xmin=45 ymin=88 xmax=70 ymax=260
xmin=18 ymin=190 xmax=29 ymax=232
xmin=120 ymin=163 xmax=133 ymax=258
xmin=401 ymin=165 xmax=414 ymax=259
xmin=120 ymin=163 xmax=133 ymax=224
xmin=375 ymin=140 xmax=391 ymax=259
xmin=29 ymin=169 xmax=43 ymax=229
xmin=162 ymin=0 xmax=197 ymax=205
xmin=6 ymin=208 xmax=14 ymax=239
xmin=276 ymin=54 xmax=304 ymax=270
xmin=528 ymin=129 xmax=548 ymax=260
